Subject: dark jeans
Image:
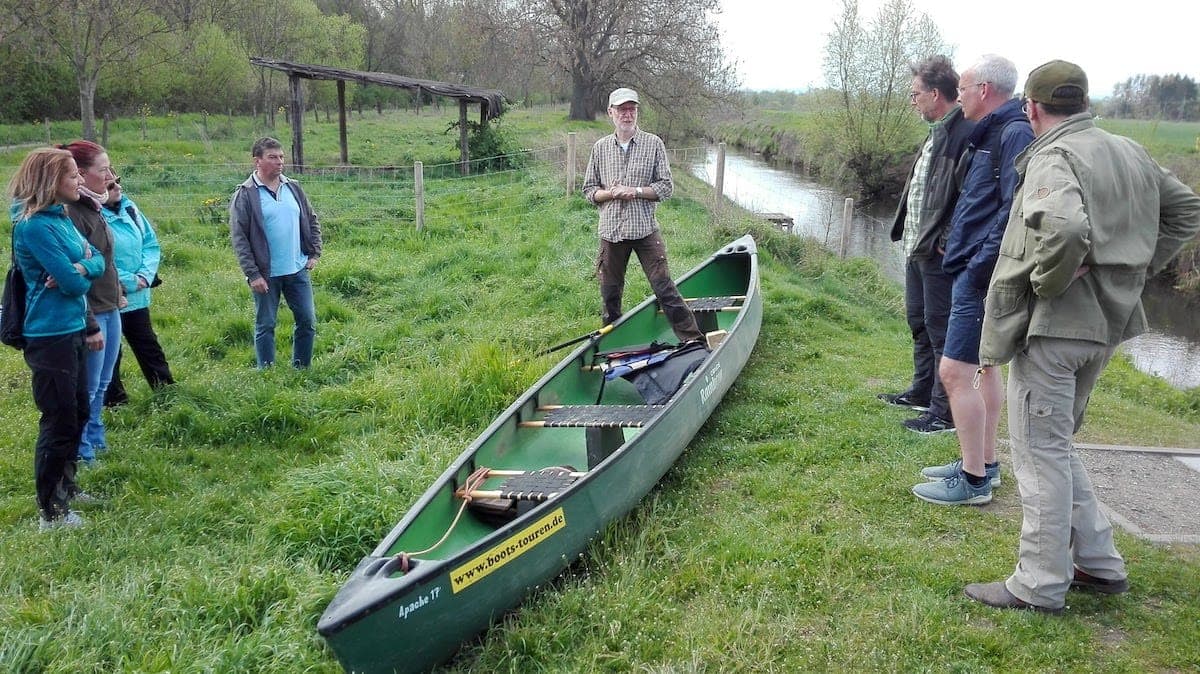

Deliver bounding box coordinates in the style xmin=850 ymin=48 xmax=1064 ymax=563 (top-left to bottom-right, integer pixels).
xmin=252 ymin=268 xmax=316 ymax=368
xmin=24 ymin=331 xmax=88 ymax=519
xmin=597 ymin=234 xmax=703 ymax=343
xmin=904 ymin=254 xmax=952 ymax=421
xmin=105 ymin=307 xmax=175 ymax=404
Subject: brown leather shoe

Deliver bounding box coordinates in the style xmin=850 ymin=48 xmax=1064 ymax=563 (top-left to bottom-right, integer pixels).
xmin=1071 ymin=568 xmax=1129 ymax=595
xmin=964 ymin=581 xmax=1063 ymax=615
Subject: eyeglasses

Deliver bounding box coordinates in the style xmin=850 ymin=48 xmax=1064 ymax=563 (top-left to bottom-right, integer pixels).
xmin=957 ymin=82 xmax=987 ymax=95
xmin=909 ymin=90 xmax=927 ymax=101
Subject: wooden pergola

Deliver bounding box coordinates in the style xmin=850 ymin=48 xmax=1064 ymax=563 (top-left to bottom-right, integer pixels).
xmin=250 ymin=57 xmax=505 ymax=174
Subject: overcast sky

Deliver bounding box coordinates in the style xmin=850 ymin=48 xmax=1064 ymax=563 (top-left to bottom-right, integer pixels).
xmin=718 ymin=0 xmax=1200 ymax=98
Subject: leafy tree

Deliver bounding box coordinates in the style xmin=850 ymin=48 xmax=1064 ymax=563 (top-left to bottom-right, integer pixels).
xmin=1108 ymin=73 xmax=1198 ymax=121
xmin=822 ymin=0 xmax=943 ymax=197
xmin=11 ymin=0 xmax=179 ymax=140
xmin=527 ymin=0 xmax=737 ymax=126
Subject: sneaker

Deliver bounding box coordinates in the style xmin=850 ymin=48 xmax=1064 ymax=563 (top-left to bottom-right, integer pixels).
xmin=877 ymin=391 xmax=930 ymax=412
xmin=903 ymin=412 xmax=955 ymax=435
xmin=912 ymin=470 xmax=992 ymax=505
xmin=922 ymin=458 xmax=1001 ymax=487
xmin=38 ymin=510 xmax=85 ymax=532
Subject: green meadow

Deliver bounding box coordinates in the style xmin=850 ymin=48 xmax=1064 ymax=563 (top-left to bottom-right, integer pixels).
xmin=1 ymin=107 xmax=1198 ymax=672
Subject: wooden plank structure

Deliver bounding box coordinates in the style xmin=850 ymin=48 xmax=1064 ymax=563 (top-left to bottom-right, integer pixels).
xmin=757 ymin=211 xmax=794 ymax=233
xmin=250 ymin=58 xmax=505 ymax=175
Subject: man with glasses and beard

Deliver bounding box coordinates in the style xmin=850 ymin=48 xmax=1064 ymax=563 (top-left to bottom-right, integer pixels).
xmin=582 ymin=88 xmax=703 ymax=344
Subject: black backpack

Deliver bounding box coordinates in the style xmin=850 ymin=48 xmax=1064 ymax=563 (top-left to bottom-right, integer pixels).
xmin=1 ymin=231 xmax=28 ymax=350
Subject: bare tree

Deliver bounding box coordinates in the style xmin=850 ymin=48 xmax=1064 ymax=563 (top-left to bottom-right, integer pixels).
xmin=823 ymin=0 xmax=945 ymax=196
xmin=528 ymin=0 xmax=737 ymax=123
xmin=13 ymin=0 xmax=178 ymax=140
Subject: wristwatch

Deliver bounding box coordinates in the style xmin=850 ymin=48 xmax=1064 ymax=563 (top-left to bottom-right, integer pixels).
xmin=636 ymin=187 xmax=643 ymax=197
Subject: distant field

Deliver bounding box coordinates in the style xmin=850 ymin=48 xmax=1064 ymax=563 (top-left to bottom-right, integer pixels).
xmin=1097 ymin=117 xmax=1200 ymax=154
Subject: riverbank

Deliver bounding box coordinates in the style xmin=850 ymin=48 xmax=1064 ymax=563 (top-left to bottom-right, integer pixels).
xmin=713 ymin=109 xmax=1200 ymax=293
xmin=1 ymin=107 xmax=1198 ymax=671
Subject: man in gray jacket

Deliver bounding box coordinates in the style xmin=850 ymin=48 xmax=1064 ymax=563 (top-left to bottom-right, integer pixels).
xmin=964 ymin=61 xmax=1200 ymax=614
xmin=879 ymin=55 xmax=975 ymax=435
xmin=230 ymin=137 xmax=322 ymax=368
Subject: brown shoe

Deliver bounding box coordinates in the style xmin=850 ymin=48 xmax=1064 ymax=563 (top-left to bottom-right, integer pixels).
xmin=1071 ymin=568 xmax=1129 ymax=595
xmin=964 ymin=581 xmax=1063 ymax=615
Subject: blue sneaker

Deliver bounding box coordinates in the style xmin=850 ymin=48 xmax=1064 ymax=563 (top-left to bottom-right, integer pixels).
xmin=922 ymin=459 xmax=1000 ymax=487
xmin=912 ymin=470 xmax=993 ymax=505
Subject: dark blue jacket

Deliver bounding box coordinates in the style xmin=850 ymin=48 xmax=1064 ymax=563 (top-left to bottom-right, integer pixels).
xmin=942 ymin=98 xmax=1033 ymax=288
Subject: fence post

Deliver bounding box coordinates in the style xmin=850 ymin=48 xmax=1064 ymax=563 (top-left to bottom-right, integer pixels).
xmin=566 ymin=132 xmax=577 ymax=196
xmin=414 ymin=161 xmax=425 ymax=232
xmin=714 ymin=142 xmax=726 ymax=217
xmin=101 ymin=114 xmax=109 ymax=148
xmin=44 ymin=117 xmax=51 ymax=144
xmin=840 ymin=198 xmax=854 ymax=258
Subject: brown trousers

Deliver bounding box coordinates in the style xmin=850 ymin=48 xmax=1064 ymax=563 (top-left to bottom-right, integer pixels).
xmin=597 ymin=234 xmax=703 ymax=343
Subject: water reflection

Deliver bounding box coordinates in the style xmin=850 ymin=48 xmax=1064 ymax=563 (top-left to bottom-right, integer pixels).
xmin=687 ymin=144 xmax=1200 ymax=390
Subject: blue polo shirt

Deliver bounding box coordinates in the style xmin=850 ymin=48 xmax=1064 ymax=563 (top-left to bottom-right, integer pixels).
xmin=255 ymin=175 xmax=308 ymax=278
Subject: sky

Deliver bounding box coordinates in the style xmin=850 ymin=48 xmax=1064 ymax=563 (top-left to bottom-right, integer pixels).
xmin=717 ymin=0 xmax=1200 ymax=98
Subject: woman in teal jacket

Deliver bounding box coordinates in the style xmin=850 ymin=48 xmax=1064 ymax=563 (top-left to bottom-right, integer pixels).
xmin=102 ymin=177 xmax=175 ymax=405
xmin=8 ymin=147 xmax=105 ymax=531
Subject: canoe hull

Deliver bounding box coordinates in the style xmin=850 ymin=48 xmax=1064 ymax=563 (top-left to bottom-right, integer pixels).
xmin=318 ymin=236 xmax=761 ymax=673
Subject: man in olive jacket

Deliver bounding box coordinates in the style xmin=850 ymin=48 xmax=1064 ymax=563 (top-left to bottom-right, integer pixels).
xmin=965 ymin=61 xmax=1200 ymax=614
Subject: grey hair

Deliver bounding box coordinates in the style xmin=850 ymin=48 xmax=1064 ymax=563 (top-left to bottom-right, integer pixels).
xmin=971 ymin=54 xmax=1018 ymax=97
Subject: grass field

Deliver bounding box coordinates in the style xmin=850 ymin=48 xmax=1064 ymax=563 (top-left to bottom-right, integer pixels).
xmin=1 ymin=107 xmax=1198 ymax=672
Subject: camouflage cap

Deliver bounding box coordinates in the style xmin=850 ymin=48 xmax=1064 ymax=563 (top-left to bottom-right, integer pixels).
xmin=1024 ymin=60 xmax=1088 ymax=106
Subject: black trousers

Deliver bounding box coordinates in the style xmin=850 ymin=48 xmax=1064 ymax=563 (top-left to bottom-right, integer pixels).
xmin=24 ymin=331 xmax=87 ymax=519
xmin=105 ymin=307 xmax=174 ymax=404
xmin=904 ymin=253 xmax=953 ymax=421
xmin=597 ymin=234 xmax=703 ymax=343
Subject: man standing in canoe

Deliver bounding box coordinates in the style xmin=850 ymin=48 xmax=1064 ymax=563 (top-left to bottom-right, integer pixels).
xmin=964 ymin=60 xmax=1200 ymax=614
xmin=582 ymin=87 xmax=704 ymax=344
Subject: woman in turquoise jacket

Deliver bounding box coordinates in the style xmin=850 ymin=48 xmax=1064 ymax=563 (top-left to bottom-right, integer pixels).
xmin=102 ymin=177 xmax=175 ymax=405
xmin=8 ymin=147 xmax=105 ymax=531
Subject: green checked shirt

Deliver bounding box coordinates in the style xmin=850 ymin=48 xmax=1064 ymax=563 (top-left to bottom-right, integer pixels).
xmin=902 ymin=133 xmax=935 ymax=258
xmin=582 ymin=128 xmax=674 ymax=242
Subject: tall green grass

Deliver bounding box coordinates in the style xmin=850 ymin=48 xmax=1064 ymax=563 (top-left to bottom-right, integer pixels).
xmin=1 ymin=108 xmax=1198 ymax=672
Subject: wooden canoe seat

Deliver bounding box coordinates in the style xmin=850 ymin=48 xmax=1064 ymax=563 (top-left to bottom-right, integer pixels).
xmin=463 ymin=468 xmax=581 ymax=503
xmin=684 ymin=296 xmax=744 ymax=313
xmin=519 ymin=405 xmax=665 ymax=429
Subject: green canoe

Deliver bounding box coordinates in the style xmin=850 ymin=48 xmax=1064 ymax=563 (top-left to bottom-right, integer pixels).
xmin=317 ymin=235 xmax=762 ymax=672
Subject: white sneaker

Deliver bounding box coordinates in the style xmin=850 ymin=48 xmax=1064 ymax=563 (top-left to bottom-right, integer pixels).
xmin=38 ymin=510 xmax=85 ymax=532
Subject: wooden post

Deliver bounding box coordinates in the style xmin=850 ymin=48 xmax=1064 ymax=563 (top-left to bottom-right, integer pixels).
xmin=414 ymin=161 xmax=425 ymax=232
xmin=337 ymin=80 xmax=348 ymax=165
xmin=289 ymin=74 xmax=305 ymax=173
xmin=714 ymin=142 xmax=726 ymax=215
xmin=567 ymin=132 xmax=577 ymax=196
xmin=459 ymin=100 xmax=469 ymax=176
xmin=44 ymin=117 xmax=51 ymax=144
xmin=101 ymin=114 xmax=109 ymax=148
xmin=840 ymin=198 xmax=854 ymax=258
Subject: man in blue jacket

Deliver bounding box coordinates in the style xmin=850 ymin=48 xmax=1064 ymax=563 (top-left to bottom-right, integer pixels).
xmin=912 ymin=54 xmax=1033 ymax=506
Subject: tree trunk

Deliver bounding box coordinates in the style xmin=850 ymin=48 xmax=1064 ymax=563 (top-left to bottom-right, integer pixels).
xmin=568 ymin=65 xmax=596 ymax=120
xmin=77 ymin=76 xmax=98 ymax=141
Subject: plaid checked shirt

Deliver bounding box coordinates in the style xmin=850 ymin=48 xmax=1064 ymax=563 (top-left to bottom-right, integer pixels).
xmin=582 ymin=129 xmax=674 ymax=242
xmin=902 ymin=132 xmax=934 ymax=257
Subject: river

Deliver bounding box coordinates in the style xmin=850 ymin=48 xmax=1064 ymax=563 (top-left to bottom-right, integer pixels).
xmin=687 ymin=145 xmax=1200 ymax=390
